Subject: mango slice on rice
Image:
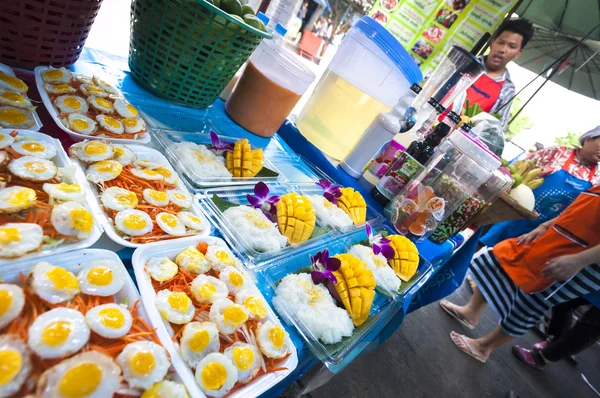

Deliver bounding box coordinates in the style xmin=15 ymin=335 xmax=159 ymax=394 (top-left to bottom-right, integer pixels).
xmin=388 ymin=235 xmax=419 ymax=282
xmin=225 ymin=138 xmax=264 ymax=177
xmin=332 ymin=253 xmax=376 ymax=327
xmin=336 ymin=187 xmax=366 ymax=225
xmin=275 ymin=193 xmax=316 ymax=244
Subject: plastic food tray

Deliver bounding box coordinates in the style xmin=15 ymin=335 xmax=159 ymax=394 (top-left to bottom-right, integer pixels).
xmin=0 ymin=129 xmax=103 ymax=266
xmin=131 ymin=235 xmax=299 ymax=398
xmin=72 ymin=144 xmax=211 ymax=248
xmin=33 ymin=66 xmax=151 ymax=144
xmin=198 ymin=184 xmax=338 ymax=265
xmin=258 ymin=228 xmax=403 ymax=373
xmin=0 ymin=63 xmax=43 ymax=132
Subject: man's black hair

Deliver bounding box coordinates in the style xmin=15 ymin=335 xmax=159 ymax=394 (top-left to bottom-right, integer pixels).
xmin=493 ymin=19 xmax=534 ymax=49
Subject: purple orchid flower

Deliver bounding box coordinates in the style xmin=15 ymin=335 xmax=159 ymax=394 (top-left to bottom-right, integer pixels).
xmin=310 ymin=249 xmax=341 ymax=285
xmin=316 ymin=179 xmax=342 ymax=205
xmin=209 ymin=130 xmax=234 ymax=154
xmin=366 ymin=224 xmax=395 ymax=260
xmin=246 ymin=182 xmax=280 ymax=222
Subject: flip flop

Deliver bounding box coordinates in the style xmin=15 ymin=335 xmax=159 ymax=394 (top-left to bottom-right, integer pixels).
xmin=451 ymin=332 xmax=487 ymax=363
xmin=440 ymin=300 xmax=475 ymax=330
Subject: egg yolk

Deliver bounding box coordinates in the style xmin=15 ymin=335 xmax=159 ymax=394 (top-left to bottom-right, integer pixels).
xmin=71 ymin=208 xmax=93 ymax=233
xmin=1 ymin=91 xmax=24 ymax=102
xmin=0 ymin=290 xmax=13 ymax=316
xmin=141 ymin=383 xmax=164 ymax=398
xmin=95 ymin=97 xmax=112 ymax=109
xmin=121 ymin=118 xmax=138 ymax=128
xmin=86 ymin=85 xmax=103 ymax=93
xmin=45 ymin=69 xmax=64 ymax=79
xmin=142 ymin=169 xmax=160 ymax=176
xmin=187 ymin=214 xmax=202 ymax=224
xmin=189 ymin=329 xmax=210 ymax=352
xmin=168 ymin=292 xmax=190 ymax=313
xmin=102 ymin=116 xmax=120 ymax=128
xmin=148 ymin=190 xmax=167 ymax=202
xmin=244 ymin=296 xmax=267 ymax=319
xmin=46 ymin=267 xmax=79 ymax=292
xmin=71 ymin=118 xmax=89 ymax=131
xmin=229 ymin=271 xmax=244 ymax=287
xmin=129 ymin=350 xmax=156 ymax=375
xmin=22 ymin=142 xmax=45 ymax=153
xmin=7 ymin=187 xmax=35 ymax=206
xmin=0 ymin=227 xmax=21 ymax=245
xmin=56 ymin=183 xmax=81 ymax=193
xmin=0 ymin=72 xmax=27 ymax=91
xmin=268 ymin=326 xmax=285 ymax=349
xmin=116 ymin=192 xmax=138 ymax=206
xmin=64 ymin=97 xmax=82 ymax=110
xmin=0 ymin=108 xmax=27 ymax=124
xmin=58 ymin=362 xmax=102 ymax=398
xmin=52 ymin=84 xmax=72 ymax=93
xmin=126 ymin=104 xmax=139 ymax=116
xmin=42 ymin=321 xmax=72 ymax=347
xmin=201 ymin=362 xmax=228 ymax=391
xmin=113 ymin=147 xmax=124 ymax=157
xmin=123 ymin=214 xmax=147 ymax=231
xmin=84 ymin=141 xmax=107 ymax=155
xmin=223 ymin=305 xmax=247 ymax=326
xmin=96 ymin=160 xmax=123 ymax=174
xmin=195 ymin=282 xmax=216 ymax=300
xmin=215 ymin=250 xmax=230 ymax=262
xmin=173 ymin=192 xmax=187 ymax=201
xmin=160 ymin=214 xmax=178 ymax=228
xmin=155 ymin=168 xmax=171 ymax=177
xmin=0 ymin=349 xmax=22 ymax=386
xmin=232 ymin=347 xmax=255 ymax=371
xmin=24 ymin=160 xmax=48 ymax=173
xmin=87 ymin=266 xmax=113 ymax=286
xmin=98 ymin=307 xmax=124 ymax=329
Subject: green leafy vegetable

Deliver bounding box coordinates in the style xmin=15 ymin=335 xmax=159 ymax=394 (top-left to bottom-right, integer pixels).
xmin=212 ymin=194 xmax=239 ymax=212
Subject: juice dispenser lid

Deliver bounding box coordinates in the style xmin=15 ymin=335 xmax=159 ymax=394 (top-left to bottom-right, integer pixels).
xmin=448 ymin=130 xmax=501 ymax=171
xmin=356 ymin=16 xmax=423 ymax=85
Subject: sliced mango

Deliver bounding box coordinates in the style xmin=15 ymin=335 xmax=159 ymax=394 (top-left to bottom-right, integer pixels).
xmin=275 ymin=193 xmax=316 ymax=244
xmin=225 ymin=138 xmax=264 ymax=177
xmin=388 ymin=235 xmax=419 ymax=282
xmin=332 ymin=253 xmax=376 ymax=327
xmin=337 ymin=187 xmax=366 ymax=224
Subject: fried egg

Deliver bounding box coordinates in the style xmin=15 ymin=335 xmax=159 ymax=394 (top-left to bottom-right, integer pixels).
xmin=0 ymin=284 xmax=25 ymax=329
xmin=77 ymin=259 xmax=126 ymax=296
xmin=235 ymin=289 xmax=268 ymax=320
xmin=67 ymin=113 xmax=97 ymax=135
xmin=11 ymin=140 xmax=57 ymax=159
xmin=134 ymin=159 xmax=163 ymax=169
xmin=123 ymin=117 xmax=146 ymax=134
xmin=9 ymin=156 xmax=57 ymax=181
xmin=0 ymin=132 xmax=15 ymax=149
xmin=43 ymin=182 xmax=84 ymax=202
xmin=88 ymin=96 xmax=114 ymax=113
xmin=0 ymin=106 xmax=35 ymax=128
xmin=51 ymin=201 xmax=94 ymax=239
xmin=80 ymin=84 xmax=108 ymax=98
xmin=145 ymin=257 xmax=178 ymax=282
xmin=256 ymin=320 xmax=290 ymax=359
xmin=0 ymin=71 xmax=28 ymax=93
xmin=219 ymin=266 xmax=249 ymax=295
xmin=96 ymin=114 xmax=124 ymax=135
xmin=180 ymin=321 xmax=220 ymax=368
xmin=41 ymin=67 xmax=72 ymax=84
xmin=75 ymin=75 xmax=93 ymax=85
xmin=115 ymin=209 xmax=153 ymax=236
xmin=0 ymin=186 xmax=36 ymax=213
xmin=32 ymin=261 xmax=80 ymax=303
xmin=175 ymin=246 xmax=210 ymax=274
xmin=114 ymin=98 xmax=140 ymax=118
xmin=36 ymin=351 xmax=121 ymax=398
xmin=141 ymin=380 xmax=189 ymax=398
xmin=116 ymin=341 xmax=170 ymax=390
xmin=205 ymin=245 xmax=239 ymax=271
xmin=195 ymin=353 xmax=238 ymax=398
xmin=0 ymin=335 xmax=31 ymax=397
xmin=143 ymin=188 xmax=169 ymax=207
xmin=131 ymin=168 xmax=164 ymax=181
xmin=155 ymin=289 xmax=194 ymax=324
xmin=93 ymin=76 xmax=120 ymax=95
xmin=0 ymin=223 xmax=43 ymax=258
xmin=156 ymin=212 xmax=186 ymax=236
xmin=44 ymin=83 xmax=76 ymax=95
xmin=177 ymin=211 xmax=205 ymax=231
xmin=101 ymin=187 xmax=139 ymax=211
xmin=112 ymin=144 xmax=137 ymax=165
xmin=69 ymin=140 xmax=115 ymax=164
xmin=86 ymin=303 xmax=132 ymax=339
xmin=0 ymin=89 xmax=33 ymax=109
xmin=86 ymin=160 xmax=123 ymax=182
xmin=191 ymin=274 xmax=228 ymax=304
xmin=224 ymin=342 xmax=260 ymax=383
xmin=55 ymin=95 xmax=88 ymax=114
xmin=209 ymin=298 xmax=248 ymax=335
xmin=28 ymin=307 xmax=90 ymax=359
xmin=167 ymin=189 xmax=192 ymax=209
xmin=154 ymin=166 xmax=178 ymax=185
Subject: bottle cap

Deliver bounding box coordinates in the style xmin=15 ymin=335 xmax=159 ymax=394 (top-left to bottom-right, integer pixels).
xmin=428 ymin=97 xmax=445 ymax=114
xmin=447 ymin=111 xmax=462 ymax=125
xmin=275 ymin=23 xmax=288 ymax=37
xmin=410 ymin=83 xmax=422 ymax=94
xmin=257 ymin=12 xmax=270 ymax=25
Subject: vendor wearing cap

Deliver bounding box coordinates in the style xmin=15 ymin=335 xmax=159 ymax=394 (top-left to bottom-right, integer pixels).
xmin=481 ymin=126 xmax=600 ymax=246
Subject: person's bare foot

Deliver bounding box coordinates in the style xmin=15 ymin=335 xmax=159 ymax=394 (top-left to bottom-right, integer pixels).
xmin=450 ymin=331 xmax=491 ymax=362
xmin=440 ymin=300 xmax=480 ymax=328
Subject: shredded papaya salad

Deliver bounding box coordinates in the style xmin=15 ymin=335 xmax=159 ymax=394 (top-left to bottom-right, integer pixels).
xmin=70 ymin=140 xmax=208 ymax=244
xmin=144 ymin=241 xmax=292 ymax=397
xmin=0 ymin=259 xmax=187 ymax=397
xmin=0 ymin=130 xmax=97 ymax=259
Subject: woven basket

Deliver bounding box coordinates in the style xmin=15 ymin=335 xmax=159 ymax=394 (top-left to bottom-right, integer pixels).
xmin=0 ymin=0 xmax=103 ymax=69
xmin=473 ymin=191 xmax=539 ymax=227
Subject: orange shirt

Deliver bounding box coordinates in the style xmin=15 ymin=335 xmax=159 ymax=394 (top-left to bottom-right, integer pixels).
xmin=493 ymin=185 xmax=600 ymax=293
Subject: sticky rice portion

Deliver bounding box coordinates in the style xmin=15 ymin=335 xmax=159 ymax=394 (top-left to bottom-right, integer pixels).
xmin=308 ymin=195 xmax=353 ymax=229
xmin=174 ymin=142 xmax=232 ymax=178
xmin=349 ymin=244 xmax=401 ymax=292
xmin=223 ymin=205 xmax=287 ymax=252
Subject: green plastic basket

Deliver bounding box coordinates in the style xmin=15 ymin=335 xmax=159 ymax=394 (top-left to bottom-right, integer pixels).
xmin=129 ymin=0 xmax=271 ymax=108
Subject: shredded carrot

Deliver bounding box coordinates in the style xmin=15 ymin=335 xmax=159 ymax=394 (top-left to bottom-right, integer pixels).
xmin=90 ymin=129 xmax=147 ymax=140
xmin=196 ymin=241 xmax=209 ymax=255
xmin=9 ymin=130 xmax=18 ymax=137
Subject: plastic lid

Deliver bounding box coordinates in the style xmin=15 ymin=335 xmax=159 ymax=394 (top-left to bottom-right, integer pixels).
xmin=257 ymin=12 xmax=270 ymax=25
xmin=275 ymin=23 xmax=287 ymax=37
xmin=461 ymin=124 xmax=472 ymax=132
xmin=355 ymin=16 xmax=423 ymax=85
xmin=428 ymin=97 xmax=445 ymax=114
xmin=410 ymin=83 xmax=422 ymax=94
xmin=447 ymin=111 xmax=461 ymax=125
xmin=448 ymin=130 xmax=501 ymax=170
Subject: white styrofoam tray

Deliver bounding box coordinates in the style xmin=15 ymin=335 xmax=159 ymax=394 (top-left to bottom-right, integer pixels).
xmin=0 ymin=129 xmax=103 ymax=266
xmin=74 ymin=144 xmax=211 ymax=248
xmin=0 ymin=63 xmax=43 ymax=132
xmin=33 ymin=66 xmax=151 ymax=144
xmin=132 ymin=235 xmax=299 ymax=398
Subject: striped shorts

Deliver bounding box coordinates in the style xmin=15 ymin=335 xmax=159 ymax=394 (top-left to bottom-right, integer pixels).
xmin=470 ymin=248 xmax=600 ymax=337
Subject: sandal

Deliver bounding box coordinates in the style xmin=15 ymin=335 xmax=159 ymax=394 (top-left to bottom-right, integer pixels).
xmin=450 ymin=332 xmax=486 ymax=363
xmin=440 ymin=300 xmax=475 ymax=330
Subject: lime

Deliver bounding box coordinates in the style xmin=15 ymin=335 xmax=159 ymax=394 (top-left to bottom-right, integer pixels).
xmin=213 ymin=0 xmax=221 ymax=7
xmin=512 ymin=174 xmax=523 ymax=188
xmin=508 ymin=164 xmax=517 ymax=175
xmin=501 ymin=158 xmax=509 ymax=167
xmin=220 ymin=0 xmax=243 ymax=16
xmin=241 ymin=4 xmax=255 ymax=16
xmin=243 ymin=14 xmax=266 ymax=31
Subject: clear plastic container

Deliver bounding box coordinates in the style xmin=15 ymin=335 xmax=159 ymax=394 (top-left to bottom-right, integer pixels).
xmin=296 ymin=16 xmax=422 ymax=161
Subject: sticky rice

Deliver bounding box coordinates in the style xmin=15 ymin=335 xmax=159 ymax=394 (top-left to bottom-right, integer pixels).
xmin=173 ymin=142 xmax=232 ymax=178
xmin=273 ymin=273 xmax=354 ymax=344
xmin=308 ymin=195 xmax=353 ymax=228
xmin=223 ymin=205 xmax=287 ymax=252
xmin=349 ymin=244 xmax=401 ymax=292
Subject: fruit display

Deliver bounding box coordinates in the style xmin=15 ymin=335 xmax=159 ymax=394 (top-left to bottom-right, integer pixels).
xmin=332 ymin=253 xmax=376 ymax=327
xmin=502 ymin=158 xmax=544 ymax=190
xmin=387 ymin=235 xmax=420 ymax=282
xmin=225 ymin=138 xmax=264 ymax=177
xmin=276 ymin=192 xmax=316 ymax=244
